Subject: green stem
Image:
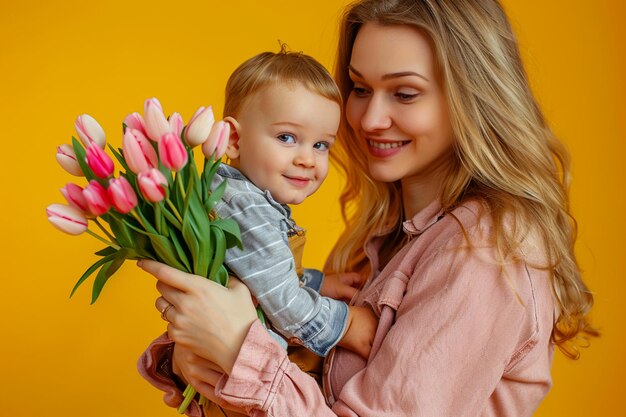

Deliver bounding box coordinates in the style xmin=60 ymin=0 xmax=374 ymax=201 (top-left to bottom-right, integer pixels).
xmin=154 ymin=202 xmax=162 ymax=235
xmin=93 ymin=218 xmax=117 ymax=243
xmin=86 ymin=229 xmax=120 ymax=250
xmin=165 ymin=198 xmax=183 ymax=223
xmin=176 ymin=172 xmax=186 ymax=200
xmin=130 ymin=209 xmax=148 ymax=230
xmin=178 ymin=385 xmax=196 ymax=414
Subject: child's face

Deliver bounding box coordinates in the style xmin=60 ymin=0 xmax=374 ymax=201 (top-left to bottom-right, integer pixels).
xmin=227 ymin=83 xmax=340 ymax=205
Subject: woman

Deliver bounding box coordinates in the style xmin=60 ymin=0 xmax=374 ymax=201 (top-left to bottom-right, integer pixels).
xmin=138 ymin=0 xmax=596 ymax=415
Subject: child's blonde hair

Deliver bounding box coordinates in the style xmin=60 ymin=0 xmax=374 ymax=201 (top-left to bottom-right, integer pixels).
xmin=328 ymin=0 xmax=597 ymax=359
xmin=224 ymin=44 xmax=342 ymax=118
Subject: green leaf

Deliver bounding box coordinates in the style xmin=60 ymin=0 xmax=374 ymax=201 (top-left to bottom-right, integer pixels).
xmin=211 ymin=218 xmax=242 ymax=250
xmin=133 ymin=207 xmax=158 ymax=234
xmin=179 ymin=170 xmax=215 ymax=277
xmin=182 ymin=209 xmax=202 ymax=275
xmin=188 ymin=149 xmax=202 ymax=195
xmin=161 ymin=204 xmax=183 ymax=230
xmin=95 ymin=246 xmax=118 ymax=257
xmin=204 ymin=180 xmax=226 ymax=214
xmin=150 ymin=233 xmax=189 ymax=271
xmin=70 ymin=252 xmax=118 ymax=298
xmin=188 ymin=186 xmax=214 ymax=277
xmin=106 ymin=213 xmax=135 ymax=248
xmin=109 ymin=145 xmax=131 ymax=173
xmin=169 ymin=227 xmax=192 ymax=272
xmin=182 ymin=170 xmax=196 ymax=216
xmin=91 ymin=249 xmax=128 ymax=304
xmin=201 ymin=159 xmax=222 ymax=203
xmin=71 ymin=137 xmax=97 ymax=182
xmin=123 ymin=220 xmax=189 ymax=272
xmin=256 ymin=306 xmax=266 ymax=326
xmin=215 ymin=265 xmax=229 ymax=287
xmin=208 ymin=225 xmax=226 ymax=283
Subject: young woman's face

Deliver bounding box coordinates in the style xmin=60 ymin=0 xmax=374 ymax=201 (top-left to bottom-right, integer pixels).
xmin=346 ymin=23 xmax=454 ymax=186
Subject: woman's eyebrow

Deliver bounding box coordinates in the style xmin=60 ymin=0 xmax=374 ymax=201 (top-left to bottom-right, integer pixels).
xmin=349 ymin=65 xmax=430 ymax=82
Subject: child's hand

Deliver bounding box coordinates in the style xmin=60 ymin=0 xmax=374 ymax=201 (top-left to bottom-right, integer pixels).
xmin=337 ymin=306 xmax=378 ymax=359
xmin=321 ymin=272 xmax=365 ymax=302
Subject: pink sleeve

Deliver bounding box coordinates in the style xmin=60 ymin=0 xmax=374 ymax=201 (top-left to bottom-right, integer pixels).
xmin=331 ymin=240 xmax=551 ymax=416
xmin=216 ymin=231 xmax=551 ymax=417
xmin=137 ymin=332 xmax=203 ymax=417
xmin=215 ymin=320 xmax=339 ymax=416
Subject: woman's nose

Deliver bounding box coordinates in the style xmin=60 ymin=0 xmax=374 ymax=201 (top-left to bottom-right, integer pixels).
xmin=360 ymin=94 xmax=392 ymax=131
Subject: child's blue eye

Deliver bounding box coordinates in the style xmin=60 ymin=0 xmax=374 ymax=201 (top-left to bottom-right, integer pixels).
xmin=277 ymin=133 xmax=296 ymax=144
xmin=314 ymin=141 xmax=331 ymax=151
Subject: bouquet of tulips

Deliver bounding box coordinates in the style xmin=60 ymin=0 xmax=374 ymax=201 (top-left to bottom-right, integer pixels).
xmin=47 ymin=98 xmax=242 ymax=412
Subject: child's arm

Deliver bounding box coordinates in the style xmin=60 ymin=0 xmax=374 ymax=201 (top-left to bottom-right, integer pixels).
xmin=337 ymin=305 xmax=378 ymax=359
xmin=217 ymin=192 xmax=348 ymax=357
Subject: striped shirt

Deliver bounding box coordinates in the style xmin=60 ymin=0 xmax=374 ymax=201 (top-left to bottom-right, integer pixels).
xmin=212 ymin=165 xmax=348 ymax=357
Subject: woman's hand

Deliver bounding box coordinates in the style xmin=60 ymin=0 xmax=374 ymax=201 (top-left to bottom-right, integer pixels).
xmin=172 ymin=344 xmax=249 ymax=415
xmin=138 ymin=259 xmax=258 ymax=375
xmin=171 ymin=343 xmax=221 ymax=393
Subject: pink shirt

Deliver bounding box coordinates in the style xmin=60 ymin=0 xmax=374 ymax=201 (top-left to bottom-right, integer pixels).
xmin=140 ymin=199 xmax=556 ymax=416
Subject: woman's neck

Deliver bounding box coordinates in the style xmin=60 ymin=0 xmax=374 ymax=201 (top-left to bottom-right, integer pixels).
xmin=401 ymin=178 xmax=440 ymax=219
xmin=400 ymin=157 xmax=453 ymax=219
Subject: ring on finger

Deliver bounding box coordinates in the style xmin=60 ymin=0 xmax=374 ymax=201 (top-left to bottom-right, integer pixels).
xmin=160 ymin=303 xmax=174 ymax=322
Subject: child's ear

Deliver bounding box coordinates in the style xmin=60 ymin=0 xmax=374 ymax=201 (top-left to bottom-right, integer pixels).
xmin=224 ymin=116 xmax=241 ymax=160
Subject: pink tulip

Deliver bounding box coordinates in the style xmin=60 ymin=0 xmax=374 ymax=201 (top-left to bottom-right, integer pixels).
xmin=138 ymin=168 xmax=168 ymax=202
xmin=185 ymin=106 xmax=214 ymax=147
xmin=108 ymin=177 xmax=138 ymax=214
xmin=61 ymin=183 xmax=89 ymax=212
xmin=123 ymin=128 xmax=158 ymax=174
xmin=46 ymin=204 xmax=88 ymax=235
xmin=56 ymin=144 xmax=84 ymax=176
xmin=123 ymin=112 xmax=148 ymax=137
xmin=144 ymin=98 xmax=171 ymax=141
xmin=75 ymin=114 xmax=106 ymax=148
xmin=86 ymin=143 xmax=115 ymax=178
xmin=159 ymin=132 xmax=188 ymax=171
xmin=202 ymin=120 xmax=230 ymax=160
xmin=169 ymin=112 xmax=184 ymax=139
xmin=83 ymin=180 xmax=111 ymax=216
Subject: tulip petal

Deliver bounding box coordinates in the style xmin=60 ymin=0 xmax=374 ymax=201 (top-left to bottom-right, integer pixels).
xmin=144 ymin=98 xmax=171 ymax=141
xmin=46 ymin=204 xmax=88 ymax=235
xmin=56 ymin=144 xmax=84 ymax=176
xmin=75 ymin=114 xmax=106 ymax=148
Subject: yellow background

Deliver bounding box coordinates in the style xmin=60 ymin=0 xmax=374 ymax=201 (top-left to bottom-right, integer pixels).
xmin=1 ymin=0 xmax=624 ymax=416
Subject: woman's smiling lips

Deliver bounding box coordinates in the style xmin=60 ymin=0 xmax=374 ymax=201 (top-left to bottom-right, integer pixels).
xmin=366 ymin=138 xmax=411 ymax=158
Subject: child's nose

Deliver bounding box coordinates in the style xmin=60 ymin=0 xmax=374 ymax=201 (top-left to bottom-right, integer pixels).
xmin=294 ymin=146 xmax=315 ymax=168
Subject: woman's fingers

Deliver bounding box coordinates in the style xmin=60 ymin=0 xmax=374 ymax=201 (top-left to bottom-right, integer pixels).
xmin=137 ymin=259 xmax=199 ymax=292
xmin=155 ymin=296 xmax=178 ymax=323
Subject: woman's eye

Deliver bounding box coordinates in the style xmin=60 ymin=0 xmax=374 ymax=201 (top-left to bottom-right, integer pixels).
xmin=313 ymin=141 xmax=331 ymax=151
xmin=351 ymin=86 xmax=370 ymax=97
xmin=395 ymin=90 xmax=420 ymax=102
xmin=277 ymin=133 xmax=296 ymax=144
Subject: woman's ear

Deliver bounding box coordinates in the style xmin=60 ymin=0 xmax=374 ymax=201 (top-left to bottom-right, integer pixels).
xmin=224 ymin=116 xmax=241 ymax=160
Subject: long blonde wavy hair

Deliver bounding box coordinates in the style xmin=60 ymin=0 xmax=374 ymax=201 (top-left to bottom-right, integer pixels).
xmin=327 ymin=0 xmax=597 ymax=358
